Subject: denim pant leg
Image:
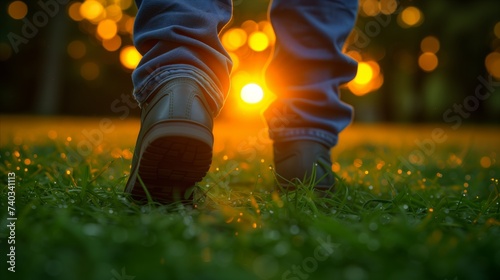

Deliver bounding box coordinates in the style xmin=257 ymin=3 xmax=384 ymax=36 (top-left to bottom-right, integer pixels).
xmin=132 ymin=0 xmax=233 ymax=116
xmin=265 ymin=0 xmax=359 ymax=148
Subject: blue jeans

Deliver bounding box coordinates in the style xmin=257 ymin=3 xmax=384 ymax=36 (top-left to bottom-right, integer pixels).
xmin=132 ymin=0 xmax=358 ymax=148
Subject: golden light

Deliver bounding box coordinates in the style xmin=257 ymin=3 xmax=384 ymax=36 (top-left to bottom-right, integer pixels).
xmin=81 ymin=62 xmax=100 ymax=80
xmin=420 ymin=36 xmax=440 ymax=53
xmin=125 ymin=16 xmax=135 ymax=34
xmin=117 ymin=14 xmax=130 ymax=32
xmin=259 ymin=20 xmax=276 ymax=45
xmin=495 ymin=22 xmax=500 ymax=39
xmin=380 ymin=0 xmax=398 ymax=15
xmin=106 ymin=4 xmax=123 ymax=22
xmin=118 ymin=0 xmax=133 ymax=10
xmin=346 ymin=50 xmax=362 ymax=61
xmin=228 ymin=52 xmax=239 ymax=71
xmin=353 ymin=62 xmax=373 ymax=85
xmin=103 ymin=35 xmax=122 ymax=52
xmin=67 ymin=40 xmax=86 ymax=59
xmin=347 ymin=60 xmax=382 ymax=96
xmin=258 ymin=20 xmax=270 ymax=31
xmin=68 ymin=2 xmax=83 ymax=21
xmin=122 ymin=149 xmax=133 ymax=160
xmin=120 ymin=46 xmax=142 ymax=69
xmin=332 ymin=162 xmax=341 ymax=173
xmin=241 ymin=20 xmax=259 ymax=33
xmin=248 ymin=31 xmax=269 ymax=52
xmin=8 ymin=1 xmax=28 ymax=20
xmin=97 ymin=19 xmax=118 ymax=40
xmin=47 ymin=130 xmax=57 ymax=140
xmin=367 ymin=60 xmax=381 ymax=77
xmin=222 ymin=28 xmax=247 ymax=51
xmin=231 ymin=71 xmax=251 ymax=92
xmin=362 ymin=0 xmax=380 ymax=17
xmin=418 ymin=52 xmax=438 ymax=72
xmin=400 ymin=6 xmax=423 ymax=27
xmin=480 ymin=156 xmax=492 ymax=168
xmin=80 ymin=0 xmax=104 ymax=21
xmin=348 ymin=81 xmax=371 ymax=96
xmin=485 ymin=52 xmax=500 ymax=79
xmin=0 ymin=43 xmax=12 ymax=61
xmin=372 ymin=72 xmax=384 ymax=90
xmin=241 ymin=83 xmax=264 ymax=104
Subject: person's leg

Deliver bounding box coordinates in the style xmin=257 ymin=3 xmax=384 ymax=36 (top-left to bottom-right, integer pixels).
xmin=265 ymin=0 xmax=358 ymax=191
xmin=125 ymin=0 xmax=232 ymax=203
xmin=132 ymin=0 xmax=232 ymax=113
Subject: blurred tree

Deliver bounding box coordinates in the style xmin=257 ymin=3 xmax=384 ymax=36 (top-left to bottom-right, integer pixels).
xmin=34 ymin=9 xmax=69 ymax=115
xmin=0 ymin=0 xmax=498 ymax=124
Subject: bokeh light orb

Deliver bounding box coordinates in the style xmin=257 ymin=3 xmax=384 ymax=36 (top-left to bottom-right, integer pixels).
xmin=97 ymin=19 xmax=118 ymax=40
xmin=120 ymin=46 xmax=142 ymax=70
xmin=420 ymin=36 xmax=440 ymax=53
xmin=80 ymin=0 xmax=104 ymax=21
xmin=418 ymin=52 xmax=438 ymax=72
xmin=8 ymin=1 xmax=28 ymax=20
xmin=241 ymin=83 xmax=264 ymax=104
xmin=400 ymin=6 xmax=423 ymax=27
xmin=353 ymin=62 xmax=373 ymax=85
xmin=248 ymin=32 xmax=269 ymax=52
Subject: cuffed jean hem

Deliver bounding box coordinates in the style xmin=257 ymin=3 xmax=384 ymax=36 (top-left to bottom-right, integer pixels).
xmin=269 ymin=128 xmax=338 ymax=148
xmin=133 ymin=64 xmax=225 ymax=116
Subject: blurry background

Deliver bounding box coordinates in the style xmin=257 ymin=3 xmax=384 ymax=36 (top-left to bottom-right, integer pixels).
xmin=1 ymin=0 xmax=499 ymax=123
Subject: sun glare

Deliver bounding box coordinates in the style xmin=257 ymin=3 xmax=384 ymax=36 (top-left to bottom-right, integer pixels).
xmin=241 ymin=83 xmax=264 ymax=104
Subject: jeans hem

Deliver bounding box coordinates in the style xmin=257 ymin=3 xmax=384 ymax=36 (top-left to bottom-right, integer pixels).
xmin=269 ymin=128 xmax=338 ymax=147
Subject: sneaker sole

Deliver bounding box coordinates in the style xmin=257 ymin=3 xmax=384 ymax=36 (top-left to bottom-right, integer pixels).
xmin=125 ymin=121 xmax=213 ymax=203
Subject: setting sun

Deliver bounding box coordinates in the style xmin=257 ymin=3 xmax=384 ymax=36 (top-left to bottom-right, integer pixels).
xmin=241 ymin=83 xmax=264 ymax=104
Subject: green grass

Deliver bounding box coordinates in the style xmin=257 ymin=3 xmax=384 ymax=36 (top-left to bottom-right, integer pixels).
xmin=0 ymin=118 xmax=499 ymax=280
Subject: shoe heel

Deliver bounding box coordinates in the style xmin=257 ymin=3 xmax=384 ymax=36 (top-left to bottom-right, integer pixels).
xmin=131 ymin=121 xmax=213 ymax=203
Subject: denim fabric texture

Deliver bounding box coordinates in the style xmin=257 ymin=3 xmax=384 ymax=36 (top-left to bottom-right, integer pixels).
xmin=132 ymin=0 xmax=358 ymax=147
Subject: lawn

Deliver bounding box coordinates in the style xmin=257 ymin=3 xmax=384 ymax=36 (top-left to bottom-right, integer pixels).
xmin=0 ymin=116 xmax=499 ymax=280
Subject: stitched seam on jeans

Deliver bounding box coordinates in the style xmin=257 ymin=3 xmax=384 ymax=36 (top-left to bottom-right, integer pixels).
xmin=271 ymin=128 xmax=337 ymax=146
